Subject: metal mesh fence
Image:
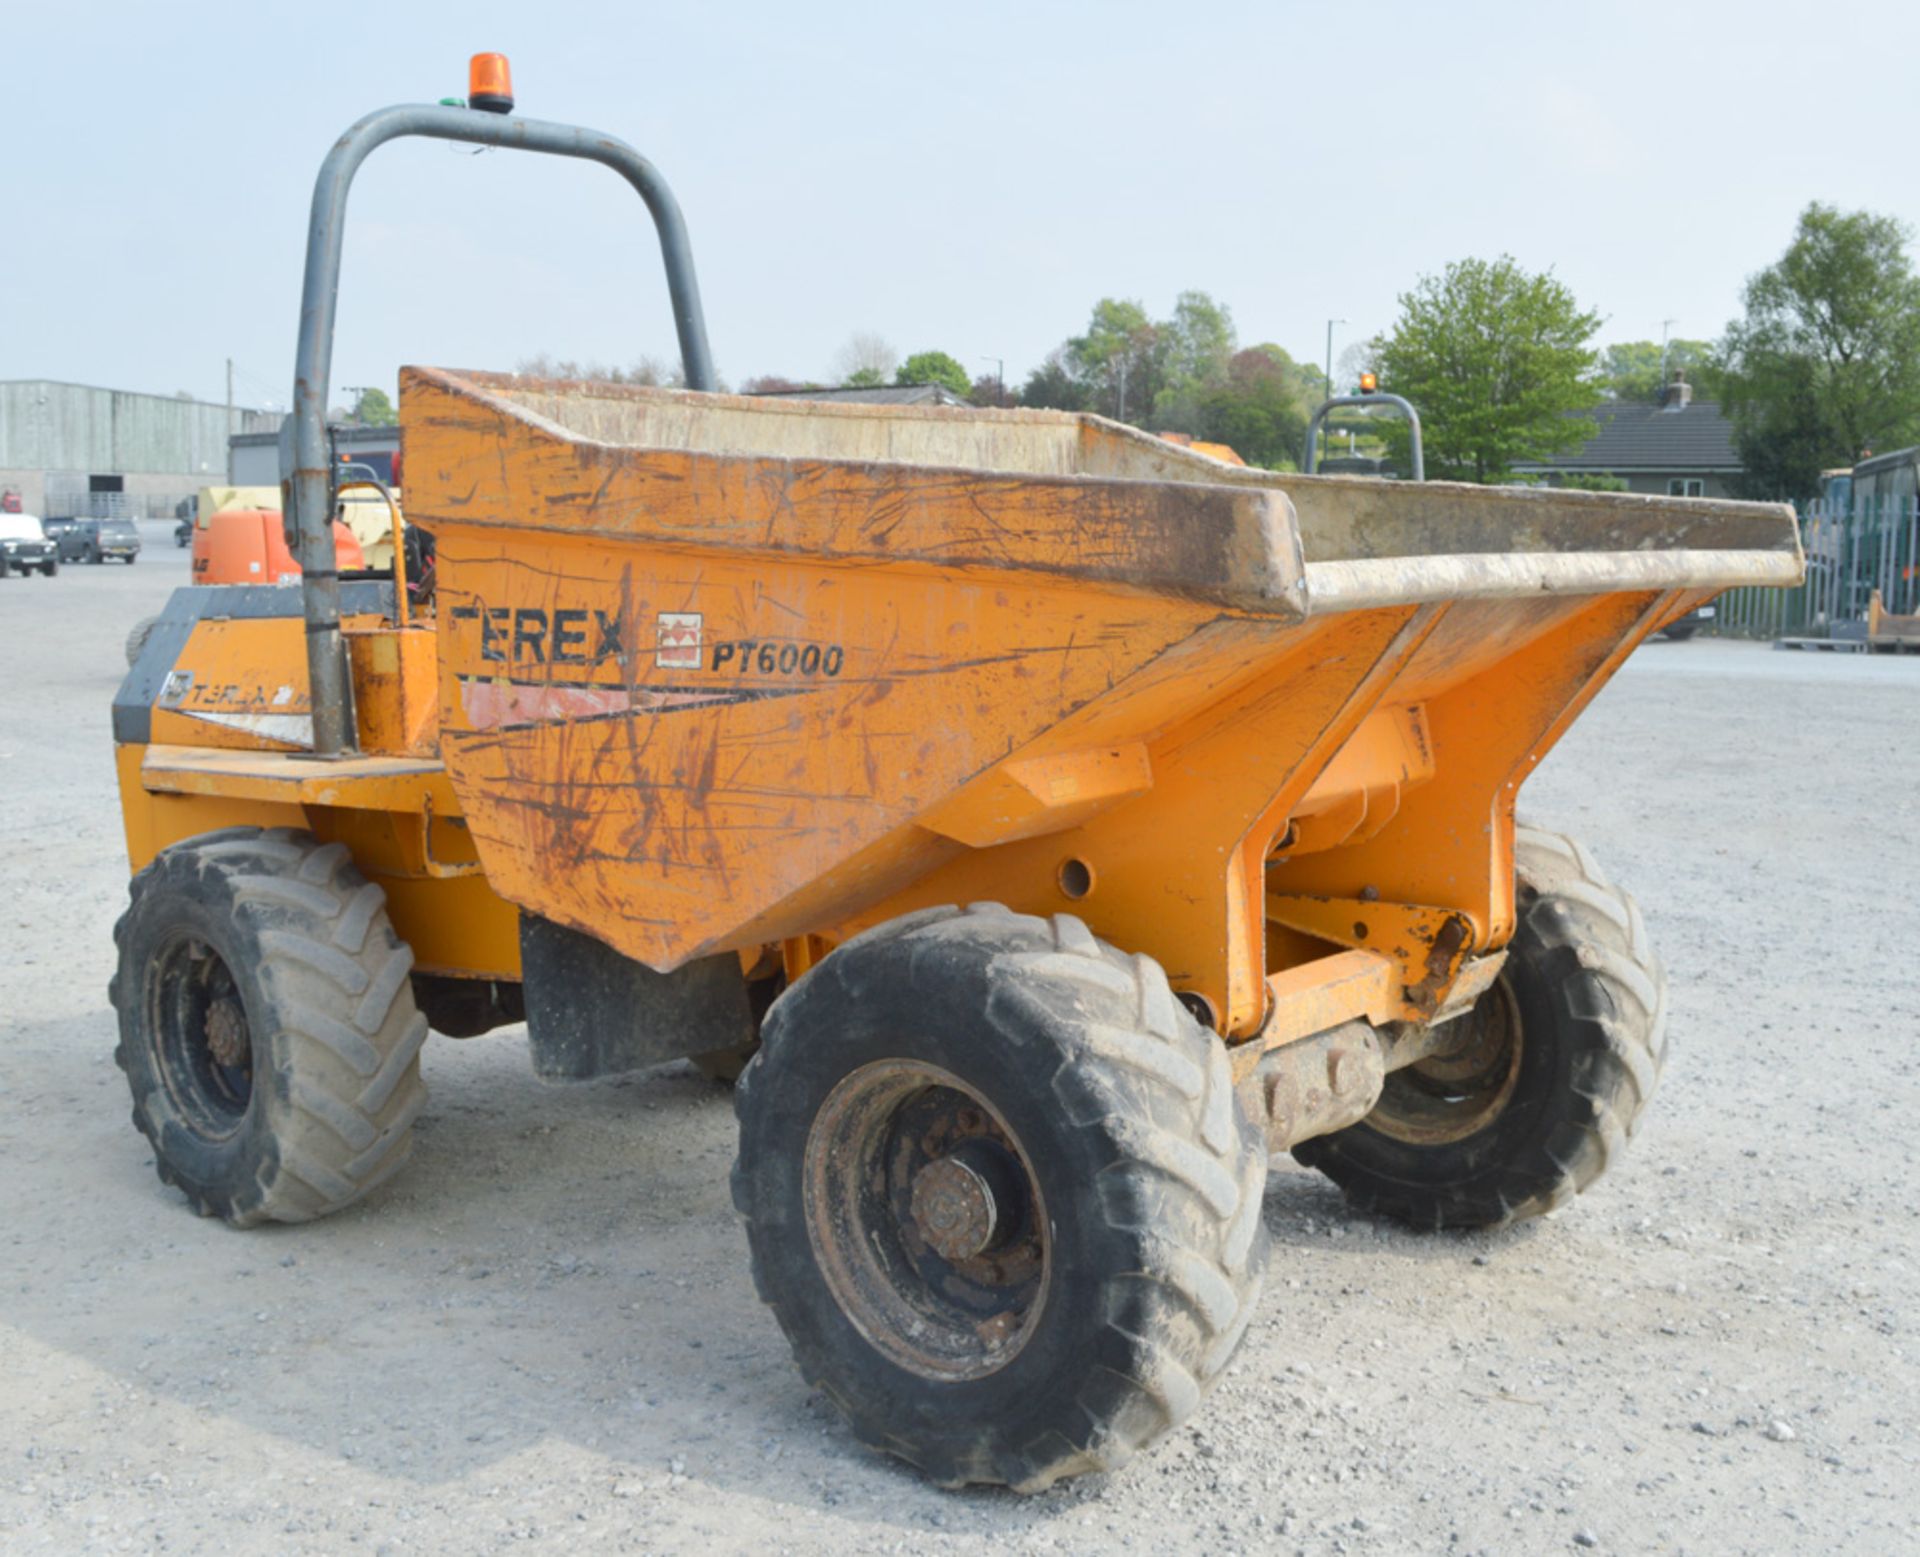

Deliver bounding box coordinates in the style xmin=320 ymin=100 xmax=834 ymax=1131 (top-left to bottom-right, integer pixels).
xmin=1712 ymin=495 xmax=1919 ymax=640
xmin=39 ymin=490 xmax=196 ymax=521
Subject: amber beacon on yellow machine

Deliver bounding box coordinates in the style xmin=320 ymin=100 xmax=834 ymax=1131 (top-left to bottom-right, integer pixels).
xmin=107 ymin=55 xmax=1802 ymax=1492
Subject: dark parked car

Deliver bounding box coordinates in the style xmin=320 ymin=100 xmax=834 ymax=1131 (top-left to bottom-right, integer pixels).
xmin=41 ymin=516 xmax=88 ymax=560
xmin=1658 ymin=604 xmax=1715 ymax=641
xmin=77 ymin=517 xmax=142 ymax=564
xmin=2 ymin=512 xmax=60 ymax=576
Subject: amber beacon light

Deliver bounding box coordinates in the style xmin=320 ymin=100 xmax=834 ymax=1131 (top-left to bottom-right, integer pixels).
xmin=468 ymin=53 xmax=515 ymax=114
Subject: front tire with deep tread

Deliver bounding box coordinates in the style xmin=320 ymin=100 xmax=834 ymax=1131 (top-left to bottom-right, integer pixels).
xmin=112 ymin=827 xmax=429 ymax=1226
xmin=732 ymin=903 xmax=1268 ymax=1491
xmin=1294 ymin=825 xmax=1667 ymax=1230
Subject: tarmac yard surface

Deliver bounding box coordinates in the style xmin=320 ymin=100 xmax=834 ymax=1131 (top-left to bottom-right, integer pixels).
xmin=2 ymin=530 xmax=1917 ymax=1555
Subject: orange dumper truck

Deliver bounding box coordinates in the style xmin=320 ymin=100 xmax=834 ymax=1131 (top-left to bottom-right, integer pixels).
xmin=107 ymin=59 xmax=1803 ymax=1490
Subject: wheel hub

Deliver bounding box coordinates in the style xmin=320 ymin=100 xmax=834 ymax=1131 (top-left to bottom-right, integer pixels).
xmin=149 ymin=934 xmax=254 ymax=1136
xmin=803 ymin=1060 xmax=1050 ymax=1382
xmin=204 ymin=997 xmax=249 ymax=1069
xmin=910 ymin=1156 xmax=997 ymax=1261
xmin=1368 ymin=977 xmax=1525 ymax=1146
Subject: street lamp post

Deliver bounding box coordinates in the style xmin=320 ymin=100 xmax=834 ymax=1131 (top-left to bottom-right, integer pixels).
xmin=1325 ymin=318 xmax=1347 ymax=403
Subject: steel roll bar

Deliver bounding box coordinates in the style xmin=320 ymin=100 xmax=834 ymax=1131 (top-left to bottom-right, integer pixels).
xmin=286 ymin=103 xmax=716 ymax=755
xmin=1304 ymin=393 xmax=1425 ymax=484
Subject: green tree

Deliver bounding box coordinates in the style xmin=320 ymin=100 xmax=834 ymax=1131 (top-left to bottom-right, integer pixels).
xmin=896 ymin=350 xmax=972 ymax=398
xmin=351 ymin=386 xmax=397 ymax=426
xmin=1720 ymin=202 xmax=1920 ymax=498
xmin=1196 ymin=344 xmax=1315 ymax=468
xmin=1021 ymin=349 xmax=1089 ymax=411
xmin=1598 ymin=340 xmax=1722 ymax=403
xmin=1372 ymin=255 xmax=1602 ymax=482
xmin=1724 ymin=356 xmax=1836 ymax=500
xmin=1066 ymin=299 xmax=1166 ymax=422
xmin=1152 ymin=291 xmax=1237 ymax=432
xmin=843 ymin=366 xmax=887 ymax=388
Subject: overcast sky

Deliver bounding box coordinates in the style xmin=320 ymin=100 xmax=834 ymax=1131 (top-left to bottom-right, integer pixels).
xmin=7 ymin=1 xmax=1917 ymax=410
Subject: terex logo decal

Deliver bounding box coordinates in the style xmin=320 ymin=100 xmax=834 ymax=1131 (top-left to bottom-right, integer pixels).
xmin=655 ymin=612 xmax=702 ymax=670
xmin=447 ymin=603 xmax=624 ymax=666
xmin=446 ymin=596 xmax=848 ymax=715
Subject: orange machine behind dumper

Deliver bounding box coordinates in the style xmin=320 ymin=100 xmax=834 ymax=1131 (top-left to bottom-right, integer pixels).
xmin=190 ymin=489 xmax=364 ymax=586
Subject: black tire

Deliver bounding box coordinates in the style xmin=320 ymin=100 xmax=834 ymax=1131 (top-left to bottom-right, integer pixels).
xmin=41 ymin=559 xmax=57 ymax=577
xmin=111 ymin=827 xmax=429 ymax=1226
xmin=1294 ymin=826 xmax=1666 ymax=1230
xmin=88 ymin=548 xmax=103 ymax=564
xmin=124 ymin=553 xmax=137 ymax=564
xmin=732 ymin=903 xmax=1268 ymax=1491
xmin=125 ymin=615 xmax=159 ymax=668
xmin=1661 ymin=624 xmax=1697 ymax=641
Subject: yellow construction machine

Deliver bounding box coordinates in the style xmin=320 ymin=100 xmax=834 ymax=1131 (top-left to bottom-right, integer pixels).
xmin=108 ymin=57 xmax=1804 ymax=1490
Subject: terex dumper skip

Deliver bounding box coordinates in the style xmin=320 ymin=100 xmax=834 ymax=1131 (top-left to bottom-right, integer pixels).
xmin=108 ymin=58 xmax=1804 ymax=1490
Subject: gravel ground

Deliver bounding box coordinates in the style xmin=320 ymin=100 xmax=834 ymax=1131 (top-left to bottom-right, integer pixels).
xmin=2 ymin=529 xmax=1917 ymax=1555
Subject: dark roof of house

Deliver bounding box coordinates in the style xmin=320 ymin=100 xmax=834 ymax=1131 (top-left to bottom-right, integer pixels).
xmin=752 ymin=383 xmax=969 ymax=407
xmin=1511 ymin=399 xmax=1740 ymax=474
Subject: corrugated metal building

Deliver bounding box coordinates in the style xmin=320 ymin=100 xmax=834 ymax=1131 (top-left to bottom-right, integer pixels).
xmin=0 ymin=380 xmax=283 ymax=518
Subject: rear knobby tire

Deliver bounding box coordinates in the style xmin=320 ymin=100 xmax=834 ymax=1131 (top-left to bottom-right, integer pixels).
xmin=1293 ymin=826 xmax=1667 ymax=1230
xmin=111 ymin=827 xmax=429 ymax=1226
xmin=732 ymin=903 xmax=1268 ymax=1491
